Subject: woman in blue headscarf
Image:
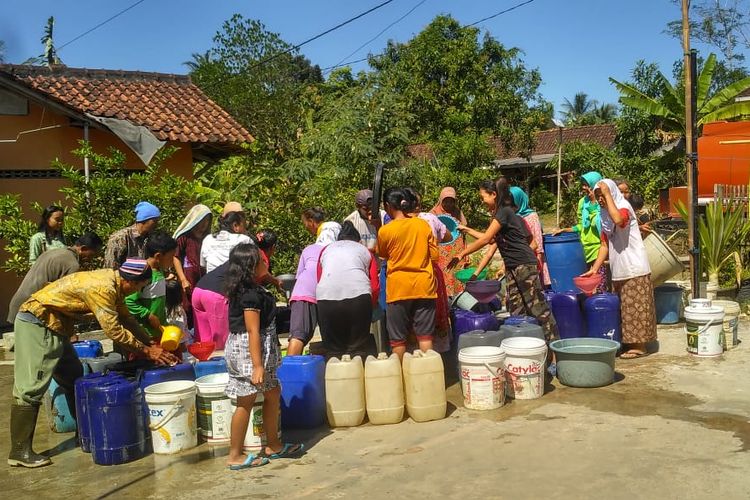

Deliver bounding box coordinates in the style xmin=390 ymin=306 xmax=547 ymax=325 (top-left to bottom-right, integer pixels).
xmin=510 ymin=186 xmax=550 ymax=287
xmin=553 ymin=171 xmax=606 ymax=292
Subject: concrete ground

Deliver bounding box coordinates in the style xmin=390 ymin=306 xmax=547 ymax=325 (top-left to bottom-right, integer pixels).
xmin=1 ymin=321 xmax=750 ymax=500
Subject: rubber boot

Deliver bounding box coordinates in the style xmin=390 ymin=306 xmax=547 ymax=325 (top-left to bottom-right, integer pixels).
xmin=7 ymin=405 xmax=52 ymax=468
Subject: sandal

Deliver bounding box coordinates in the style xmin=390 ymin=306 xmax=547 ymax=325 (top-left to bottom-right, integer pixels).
xmin=228 ymin=453 xmax=270 ymax=470
xmin=620 ymin=350 xmax=649 ymax=359
xmin=267 ymin=443 xmax=305 ymax=459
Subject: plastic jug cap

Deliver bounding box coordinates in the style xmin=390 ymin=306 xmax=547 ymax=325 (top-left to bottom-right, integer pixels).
xmin=342 ymin=354 xmax=351 ymax=362
xmin=377 ymin=352 xmax=388 ymax=360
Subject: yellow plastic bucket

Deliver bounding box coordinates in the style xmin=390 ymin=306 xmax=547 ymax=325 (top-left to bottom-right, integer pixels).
xmin=160 ymin=325 xmax=183 ymax=351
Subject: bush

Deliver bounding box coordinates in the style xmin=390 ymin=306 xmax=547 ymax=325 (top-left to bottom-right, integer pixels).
xmin=529 ymin=185 xmax=555 ymax=214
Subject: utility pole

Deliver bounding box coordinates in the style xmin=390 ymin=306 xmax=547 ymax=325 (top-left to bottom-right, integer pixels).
xmin=682 ymin=0 xmax=700 ymax=298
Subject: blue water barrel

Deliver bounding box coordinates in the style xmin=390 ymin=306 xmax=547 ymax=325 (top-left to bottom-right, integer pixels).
xmin=543 ymin=233 xmax=588 ymax=292
xmin=452 ymin=309 xmax=500 ymax=338
xmin=88 ymin=378 xmax=150 ymax=465
xmin=44 ymin=357 xmax=88 ymax=433
xmin=503 ymin=315 xmax=540 ymax=326
xmin=75 ymin=373 xmax=124 ymax=452
xmin=549 ymin=292 xmax=587 ymax=339
xmin=72 ymin=340 xmax=104 ymax=358
xmin=277 ymin=355 xmax=326 ymax=429
xmin=139 ymin=363 xmax=195 ymax=391
xmin=654 ymin=285 xmax=684 ymax=324
xmin=584 ymin=293 xmax=622 ymax=342
xmin=193 ymin=357 xmax=227 ymax=379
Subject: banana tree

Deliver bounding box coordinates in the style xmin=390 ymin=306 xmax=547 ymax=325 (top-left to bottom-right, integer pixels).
xmin=676 ymin=197 xmax=750 ymax=290
xmin=609 ymin=53 xmax=750 ymax=134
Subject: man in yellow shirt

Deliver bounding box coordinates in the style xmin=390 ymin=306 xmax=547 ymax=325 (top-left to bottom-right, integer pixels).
xmin=9 ymin=259 xmax=178 ymax=468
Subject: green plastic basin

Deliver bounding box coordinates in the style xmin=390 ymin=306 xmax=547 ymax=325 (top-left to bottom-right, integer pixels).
xmin=549 ymin=338 xmax=620 ymax=388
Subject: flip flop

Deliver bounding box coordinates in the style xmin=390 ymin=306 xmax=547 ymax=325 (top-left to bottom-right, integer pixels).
xmin=620 ymin=350 xmax=649 ymax=360
xmin=268 ymin=443 xmax=304 ymax=459
xmin=228 ymin=453 xmax=270 ymax=470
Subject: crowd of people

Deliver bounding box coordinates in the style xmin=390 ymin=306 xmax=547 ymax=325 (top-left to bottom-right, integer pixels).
xmin=6 ymin=173 xmax=658 ymax=469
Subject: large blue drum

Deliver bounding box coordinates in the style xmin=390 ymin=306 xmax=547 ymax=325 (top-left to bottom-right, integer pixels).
xmin=277 ymin=355 xmax=326 ymax=429
xmin=549 ymin=292 xmax=587 ymax=339
xmin=584 ymin=293 xmax=622 ymax=342
xmin=543 ymin=233 xmax=587 ymax=292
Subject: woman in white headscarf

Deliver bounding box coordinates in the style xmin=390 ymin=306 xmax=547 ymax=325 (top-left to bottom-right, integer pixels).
xmin=172 ymin=204 xmax=213 ymax=328
xmin=583 ymin=179 xmax=656 ymax=358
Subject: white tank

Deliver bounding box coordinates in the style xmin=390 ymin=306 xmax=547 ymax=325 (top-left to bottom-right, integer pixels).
xmin=364 ymin=352 xmax=404 ymax=425
xmin=325 ymin=355 xmax=365 ymax=427
xmin=402 ymin=350 xmax=446 ymax=422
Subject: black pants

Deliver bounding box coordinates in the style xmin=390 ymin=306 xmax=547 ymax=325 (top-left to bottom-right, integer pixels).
xmin=317 ymin=294 xmax=376 ymax=359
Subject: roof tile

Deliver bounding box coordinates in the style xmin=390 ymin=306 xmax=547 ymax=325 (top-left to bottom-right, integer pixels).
xmin=0 ymin=64 xmax=253 ymax=144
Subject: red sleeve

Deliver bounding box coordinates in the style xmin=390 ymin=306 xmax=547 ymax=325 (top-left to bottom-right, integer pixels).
xmin=368 ymin=251 xmax=380 ymax=305
xmin=316 ymin=246 xmax=326 ymax=283
xmin=601 ymin=232 xmax=609 ymax=245
xmin=617 ymin=208 xmax=630 ymax=228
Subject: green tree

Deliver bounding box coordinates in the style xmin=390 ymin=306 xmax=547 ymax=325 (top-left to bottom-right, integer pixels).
xmin=561 ymin=92 xmax=598 ymax=125
xmin=369 ymin=15 xmax=548 ymax=161
xmin=0 ymin=40 xmax=6 ymax=63
xmin=23 ymin=16 xmax=62 ymax=66
xmin=610 ymin=53 xmax=750 ymax=133
xmin=188 ymin=15 xmax=322 ymax=160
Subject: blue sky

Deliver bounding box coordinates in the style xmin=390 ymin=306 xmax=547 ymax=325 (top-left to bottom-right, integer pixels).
xmin=1 ymin=1 xmax=742 ymax=118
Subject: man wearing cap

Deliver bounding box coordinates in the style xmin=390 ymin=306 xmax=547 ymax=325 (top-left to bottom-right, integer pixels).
xmin=8 ymin=259 xmax=178 ymax=468
xmin=104 ymin=201 xmax=161 ymax=269
xmin=344 ymin=189 xmax=380 ymax=251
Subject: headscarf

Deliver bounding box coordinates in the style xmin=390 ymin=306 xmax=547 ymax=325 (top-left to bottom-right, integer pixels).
xmin=430 ymin=187 xmax=467 ymax=225
xmin=596 ymin=179 xmax=632 ymax=235
xmin=316 ymin=221 xmax=341 ymax=245
xmin=134 ymin=201 xmax=160 ymax=222
xmin=509 ymin=187 xmax=534 ymax=217
xmin=173 ymin=204 xmax=212 ymax=240
xmin=579 ymin=171 xmax=603 ymax=230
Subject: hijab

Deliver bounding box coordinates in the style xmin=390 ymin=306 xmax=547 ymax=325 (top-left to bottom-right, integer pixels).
xmin=316 ymin=221 xmax=342 ymax=245
xmin=596 ymin=179 xmax=632 ymax=235
xmin=430 ymin=187 xmax=467 ymax=225
xmin=579 ymin=171 xmax=603 ymax=230
xmin=509 ymin=187 xmax=534 ymax=218
xmin=173 ymin=204 xmax=212 ymax=240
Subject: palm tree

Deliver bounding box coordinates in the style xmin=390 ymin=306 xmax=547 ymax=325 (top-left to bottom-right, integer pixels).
xmin=561 ymin=92 xmax=598 ymax=125
xmin=593 ymin=103 xmax=618 ymax=123
xmin=183 ymin=50 xmax=213 ymax=72
xmin=609 ymin=53 xmax=750 ymax=133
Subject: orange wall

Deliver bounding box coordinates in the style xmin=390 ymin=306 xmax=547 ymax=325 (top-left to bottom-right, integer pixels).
xmin=0 ymin=99 xmax=195 ymax=327
xmin=697 ymin=121 xmax=750 ymax=197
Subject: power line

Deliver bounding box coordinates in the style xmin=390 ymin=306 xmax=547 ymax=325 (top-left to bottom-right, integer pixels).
xmin=468 ymin=0 xmax=537 ymax=27
xmin=321 ymin=0 xmax=539 ymax=75
xmin=250 ymin=0 xmax=395 ymax=71
xmin=58 ymin=0 xmax=148 ymax=51
xmin=324 ymin=0 xmax=430 ymax=75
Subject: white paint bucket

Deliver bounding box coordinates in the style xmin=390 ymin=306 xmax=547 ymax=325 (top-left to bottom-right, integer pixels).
xmin=458 ymin=346 xmax=506 ymax=410
xmin=500 ymin=337 xmax=547 ymax=400
xmin=230 ymin=395 xmax=281 ymax=452
xmin=144 ymin=380 xmax=198 ymax=454
xmin=195 ymin=373 xmax=231 ymax=443
xmin=684 ymin=300 xmax=725 ymax=357
xmin=712 ymin=300 xmax=741 ymax=350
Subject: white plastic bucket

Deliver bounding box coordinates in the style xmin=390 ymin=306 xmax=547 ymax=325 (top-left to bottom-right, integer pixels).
xmin=144 ymin=380 xmax=198 ymax=454
xmin=195 ymin=373 xmax=231 ymax=443
xmin=644 ymin=232 xmax=683 ymax=285
xmin=500 ymin=337 xmax=547 ymax=400
xmin=684 ymin=300 xmax=725 ymax=357
xmin=712 ymin=300 xmax=741 ymax=350
xmin=230 ymin=395 xmax=281 ymax=452
xmin=458 ymin=346 xmax=506 ymax=410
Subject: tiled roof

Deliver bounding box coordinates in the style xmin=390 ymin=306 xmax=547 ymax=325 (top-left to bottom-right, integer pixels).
xmin=407 ymin=124 xmax=616 ymax=161
xmin=0 ymin=64 xmax=253 ymax=144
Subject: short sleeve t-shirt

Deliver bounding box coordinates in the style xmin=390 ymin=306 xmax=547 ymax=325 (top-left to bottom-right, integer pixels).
xmin=377 ymin=217 xmax=437 ymax=302
xmin=200 ymin=231 xmax=252 ymax=272
xmin=228 ymin=287 xmax=277 ymax=333
xmin=494 ymin=206 xmax=537 ymax=270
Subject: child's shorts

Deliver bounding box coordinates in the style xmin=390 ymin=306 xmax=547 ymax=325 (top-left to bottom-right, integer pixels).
xmin=225 ymin=330 xmax=281 ymax=398
xmin=386 ymin=298 xmax=436 ymax=347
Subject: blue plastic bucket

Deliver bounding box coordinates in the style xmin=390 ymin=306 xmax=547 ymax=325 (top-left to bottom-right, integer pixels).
xmin=436 ymin=214 xmax=460 ymax=245
xmin=654 ymin=285 xmax=684 ymax=324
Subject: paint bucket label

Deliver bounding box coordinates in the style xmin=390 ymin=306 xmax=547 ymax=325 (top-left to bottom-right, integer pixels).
xmin=685 ymin=320 xmax=723 ymax=357
xmin=460 ymin=365 xmax=505 ymax=410
xmin=504 ymin=358 xmax=544 ymax=400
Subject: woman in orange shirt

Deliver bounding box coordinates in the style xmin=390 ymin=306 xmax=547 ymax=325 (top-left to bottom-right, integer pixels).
xmin=377 ymin=188 xmax=438 ymax=359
